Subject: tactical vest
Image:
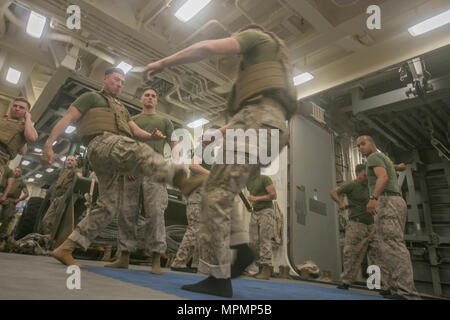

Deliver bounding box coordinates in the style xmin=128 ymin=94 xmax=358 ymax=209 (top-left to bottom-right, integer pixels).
xmin=228 ymin=32 xmax=297 ymax=118
xmin=78 ymin=91 xmax=132 ymax=145
xmin=54 ymin=168 xmax=78 ymax=196
xmin=7 ymin=178 xmax=24 ymax=199
xmin=0 ymin=116 xmax=26 ymax=159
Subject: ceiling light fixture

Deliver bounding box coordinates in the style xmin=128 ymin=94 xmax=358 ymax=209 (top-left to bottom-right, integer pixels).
xmin=26 ymin=11 xmax=46 ymax=38
xmin=6 ymin=67 xmax=21 ymax=84
xmin=175 ymin=0 xmax=212 ymax=22
xmin=45 ymin=168 xmax=55 ymax=173
xmin=408 ymin=9 xmax=450 ymax=36
xmin=293 ymin=72 xmax=314 ymax=86
xmin=187 ymin=118 xmax=209 ymax=128
xmin=116 ymin=61 xmax=133 ymax=74
xmin=21 ymin=160 xmax=31 ymax=166
xmin=65 ymin=126 xmax=76 ymax=134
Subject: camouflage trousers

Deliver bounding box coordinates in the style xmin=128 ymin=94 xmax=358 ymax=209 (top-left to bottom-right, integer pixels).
xmin=341 ymin=220 xmax=390 ymax=290
xmin=172 ymin=187 xmax=201 ymax=268
xmin=250 ymin=208 xmax=275 ymax=267
xmin=0 ymin=198 xmax=16 ymax=235
xmin=0 ymin=150 xmax=9 ymax=167
xmin=68 ymin=132 xmax=174 ymax=251
xmin=375 ymin=195 xmax=421 ymax=299
xmin=41 ymin=194 xmax=65 ymax=235
xmin=136 ymin=177 xmax=168 ymax=254
xmin=198 ymin=98 xmax=289 ymax=279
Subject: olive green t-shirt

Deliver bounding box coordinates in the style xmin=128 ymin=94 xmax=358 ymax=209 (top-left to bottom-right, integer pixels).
xmin=246 ymin=175 xmax=274 ymax=211
xmin=72 ymin=91 xmax=131 ymax=121
xmin=337 ymin=180 xmax=373 ymax=225
xmin=0 ymin=169 xmax=14 ymax=192
xmin=232 ymin=30 xmax=278 ymax=70
xmin=130 ymin=113 xmax=174 ymax=156
xmin=366 ymin=152 xmax=400 ymax=195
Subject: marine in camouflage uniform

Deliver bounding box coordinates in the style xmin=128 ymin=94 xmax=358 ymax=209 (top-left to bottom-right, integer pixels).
xmin=128 ymin=87 xmax=175 ymax=274
xmin=247 ymin=174 xmax=277 ymax=280
xmin=41 ymin=155 xmax=82 ymax=235
xmin=143 ymin=24 xmax=295 ymax=297
xmin=357 ymin=135 xmax=420 ymax=300
xmin=171 ymin=143 xmax=211 ymax=271
xmin=331 ymin=164 xmax=390 ymax=292
xmin=41 ymin=68 xmax=190 ymax=268
xmin=0 ymin=168 xmax=28 ymax=236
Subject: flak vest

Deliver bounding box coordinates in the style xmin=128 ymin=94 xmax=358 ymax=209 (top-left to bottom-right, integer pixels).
xmin=0 ymin=116 xmax=26 ymax=160
xmin=77 ymin=91 xmax=132 ymax=145
xmin=228 ymin=32 xmax=297 ymax=118
xmin=54 ymin=168 xmax=79 ymax=196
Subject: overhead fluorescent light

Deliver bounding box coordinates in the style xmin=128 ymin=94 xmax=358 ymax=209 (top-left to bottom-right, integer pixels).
xmin=6 ymin=67 xmax=21 ymax=84
xmin=52 ymin=141 xmax=57 ymax=146
xmin=60 ymin=156 xmax=67 ymax=162
xmin=27 ymin=178 xmax=35 ymax=182
xmin=65 ymin=125 xmax=76 ymax=134
xmin=293 ymin=72 xmax=314 ymax=86
xmin=45 ymin=168 xmax=55 ymax=173
xmin=26 ymin=11 xmax=46 ymax=38
xmin=116 ymin=61 xmax=133 ymax=74
xmin=175 ymin=0 xmax=212 ymax=22
xmin=21 ymin=160 xmax=31 ymax=166
xmin=187 ymin=118 xmax=209 ymax=128
xmin=34 ymin=147 xmax=42 ymax=153
xmin=35 ymin=173 xmax=43 ymax=178
xmin=408 ymin=9 xmax=450 ymax=36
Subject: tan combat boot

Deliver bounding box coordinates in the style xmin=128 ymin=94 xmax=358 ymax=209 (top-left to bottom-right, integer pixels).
xmin=254 ymin=265 xmax=271 ymax=280
xmin=104 ymin=251 xmax=130 ymax=269
xmin=102 ymin=246 xmax=112 ymax=261
xmin=173 ymin=172 xmax=207 ymax=196
xmin=279 ymin=265 xmax=292 ymax=279
xmin=151 ymin=252 xmax=163 ymax=275
xmin=51 ymin=239 xmax=83 ymax=268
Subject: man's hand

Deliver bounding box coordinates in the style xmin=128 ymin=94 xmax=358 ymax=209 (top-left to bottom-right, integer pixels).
xmin=24 ymin=111 xmax=32 ymax=122
xmin=247 ymin=195 xmax=257 ymax=202
xmin=14 ymin=199 xmax=20 ymax=204
xmin=366 ymin=199 xmax=377 ymax=216
xmin=40 ymin=144 xmax=54 ymax=167
xmin=149 ymin=128 xmax=166 ymax=140
xmin=142 ymin=61 xmax=165 ymax=81
xmin=338 ymin=202 xmax=346 ymax=211
xmin=0 ymin=195 xmax=6 ymax=203
xmin=396 ymin=163 xmax=407 ymax=171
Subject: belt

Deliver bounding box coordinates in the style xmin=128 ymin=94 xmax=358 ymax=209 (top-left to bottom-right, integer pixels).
xmin=0 ymin=143 xmax=10 ymax=156
xmin=381 ymin=191 xmax=401 ymax=197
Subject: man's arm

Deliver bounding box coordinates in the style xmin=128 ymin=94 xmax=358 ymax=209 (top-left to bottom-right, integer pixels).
xmin=189 ymin=155 xmax=210 ymax=175
xmin=23 ymin=112 xmax=38 ymax=142
xmin=330 ymin=188 xmax=346 ymax=211
xmin=128 ymin=121 xmax=164 ymax=141
xmin=0 ymin=178 xmax=14 ymax=202
xmin=394 ymin=163 xmax=407 ymax=171
xmin=143 ymin=38 xmax=240 ymax=79
xmin=41 ymin=106 xmax=82 ymax=167
xmin=15 ymin=187 xmax=29 ymax=203
xmin=366 ymin=166 xmax=389 ymax=215
xmin=18 ymin=144 xmax=27 ymax=156
xmin=248 ymin=184 xmax=277 ymax=202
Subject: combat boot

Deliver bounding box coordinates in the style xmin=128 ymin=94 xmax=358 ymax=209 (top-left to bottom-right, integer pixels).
xmin=279 ymin=265 xmax=292 ymax=279
xmin=102 ymin=246 xmax=112 ymax=261
xmin=254 ymin=265 xmax=271 ymax=280
xmin=51 ymin=239 xmax=83 ymax=268
xmin=151 ymin=252 xmax=163 ymax=275
xmin=105 ymin=251 xmax=129 ymax=269
xmin=173 ymin=172 xmax=208 ymax=196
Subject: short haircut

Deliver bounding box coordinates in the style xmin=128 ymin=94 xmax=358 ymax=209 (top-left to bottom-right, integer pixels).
xmin=355 ymin=164 xmax=366 ymax=174
xmin=141 ymin=87 xmax=158 ymax=96
xmin=13 ymin=97 xmax=31 ymax=110
xmin=357 ymin=135 xmax=375 ymax=143
xmin=104 ymin=68 xmax=125 ymax=76
xmin=239 ymin=24 xmax=265 ymax=33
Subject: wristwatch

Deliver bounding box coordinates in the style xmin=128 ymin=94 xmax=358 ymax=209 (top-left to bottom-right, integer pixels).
xmin=369 ymin=195 xmax=378 ymax=200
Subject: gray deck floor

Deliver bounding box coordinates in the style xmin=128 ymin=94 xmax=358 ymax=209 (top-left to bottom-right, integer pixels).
xmin=0 ymin=252 xmax=382 ymax=300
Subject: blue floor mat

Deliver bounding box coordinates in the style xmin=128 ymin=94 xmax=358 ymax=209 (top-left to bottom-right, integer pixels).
xmin=84 ymin=266 xmax=386 ymax=300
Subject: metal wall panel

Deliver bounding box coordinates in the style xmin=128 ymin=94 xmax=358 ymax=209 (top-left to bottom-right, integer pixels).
xmin=289 ymin=115 xmax=341 ymax=280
